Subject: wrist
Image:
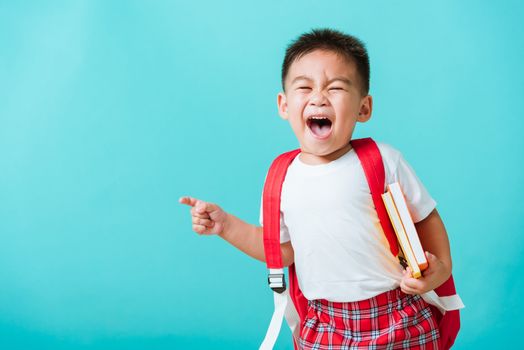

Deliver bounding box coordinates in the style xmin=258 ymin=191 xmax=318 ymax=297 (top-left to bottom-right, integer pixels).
xmin=218 ymin=213 xmax=231 ymax=237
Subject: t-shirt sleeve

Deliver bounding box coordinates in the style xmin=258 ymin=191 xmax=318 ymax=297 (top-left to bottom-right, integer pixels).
xmin=381 ymin=144 xmax=437 ymax=223
xmin=259 ymin=195 xmax=291 ymax=244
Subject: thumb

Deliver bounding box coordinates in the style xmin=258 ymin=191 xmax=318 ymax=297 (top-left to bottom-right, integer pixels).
xmin=425 ymin=251 xmax=437 ymax=262
xmin=195 ymin=200 xmax=216 ymax=214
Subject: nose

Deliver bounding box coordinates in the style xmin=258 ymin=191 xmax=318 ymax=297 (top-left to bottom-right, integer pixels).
xmin=309 ymin=90 xmax=329 ymax=107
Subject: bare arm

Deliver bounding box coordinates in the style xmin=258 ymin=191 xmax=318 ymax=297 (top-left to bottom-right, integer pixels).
xmin=220 ymin=214 xmax=294 ymax=266
xmin=400 ymin=208 xmax=453 ymax=294
xmin=416 ymin=209 xmax=452 ymax=273
xmin=180 ymin=196 xmax=294 ymax=266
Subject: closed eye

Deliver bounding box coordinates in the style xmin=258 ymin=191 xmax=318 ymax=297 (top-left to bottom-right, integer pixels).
xmin=297 ymin=86 xmax=312 ymax=90
xmin=329 ymin=87 xmax=344 ymax=91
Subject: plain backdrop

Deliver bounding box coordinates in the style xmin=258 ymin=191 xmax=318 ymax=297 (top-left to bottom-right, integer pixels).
xmin=1 ymin=1 xmax=523 ymax=349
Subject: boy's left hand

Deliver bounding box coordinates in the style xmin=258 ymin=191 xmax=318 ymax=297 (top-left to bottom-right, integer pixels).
xmin=400 ymin=251 xmax=451 ymax=295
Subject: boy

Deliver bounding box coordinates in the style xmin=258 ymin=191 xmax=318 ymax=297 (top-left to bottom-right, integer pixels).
xmin=180 ymin=29 xmax=454 ymax=349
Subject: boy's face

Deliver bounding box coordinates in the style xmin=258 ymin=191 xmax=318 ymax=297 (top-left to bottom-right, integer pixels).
xmin=278 ymin=49 xmax=372 ymax=163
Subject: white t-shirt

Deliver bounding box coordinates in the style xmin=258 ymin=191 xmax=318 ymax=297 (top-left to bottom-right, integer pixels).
xmin=259 ymin=143 xmax=436 ymax=302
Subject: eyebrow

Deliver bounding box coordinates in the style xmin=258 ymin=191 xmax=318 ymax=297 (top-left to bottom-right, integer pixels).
xmin=290 ymin=75 xmax=353 ymax=86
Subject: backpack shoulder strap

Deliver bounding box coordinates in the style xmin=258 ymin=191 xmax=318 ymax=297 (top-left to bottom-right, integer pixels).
xmin=260 ymin=149 xmax=302 ymax=350
xmin=351 ymin=138 xmax=399 ymax=256
xmin=262 ymin=149 xmax=301 ymax=270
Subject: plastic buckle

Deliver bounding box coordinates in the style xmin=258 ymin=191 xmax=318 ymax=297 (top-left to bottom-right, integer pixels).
xmin=268 ymin=273 xmax=286 ymax=294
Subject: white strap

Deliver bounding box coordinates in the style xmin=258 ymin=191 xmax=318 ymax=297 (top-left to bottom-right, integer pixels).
xmin=283 ymin=291 xmax=301 ymax=342
xmin=421 ymin=290 xmax=465 ymax=314
xmin=260 ymin=272 xmax=301 ymax=349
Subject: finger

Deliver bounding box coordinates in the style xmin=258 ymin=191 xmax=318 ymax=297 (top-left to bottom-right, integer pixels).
xmin=195 ymin=200 xmax=220 ymax=215
xmin=179 ymin=196 xmax=198 ymax=207
xmin=403 ymin=275 xmax=426 ymax=292
xmin=192 ymin=217 xmax=215 ymax=228
xmin=191 ymin=207 xmax=210 ymax=219
xmin=400 ymin=278 xmax=416 ymax=295
xmin=193 ymin=224 xmax=208 ymax=234
xmin=403 ymin=276 xmax=424 ymax=290
xmin=401 ymin=284 xmax=418 ymax=295
xmin=402 ymin=274 xmax=420 ymax=288
xmin=404 ymin=266 xmax=413 ymax=278
xmin=193 ymin=224 xmax=215 ymax=235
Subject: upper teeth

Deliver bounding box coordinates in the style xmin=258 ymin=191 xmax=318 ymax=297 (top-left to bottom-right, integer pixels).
xmin=310 ymin=116 xmax=328 ymax=119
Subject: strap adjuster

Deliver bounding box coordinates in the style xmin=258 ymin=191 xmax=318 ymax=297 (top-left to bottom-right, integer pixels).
xmin=268 ymin=273 xmax=286 ymax=293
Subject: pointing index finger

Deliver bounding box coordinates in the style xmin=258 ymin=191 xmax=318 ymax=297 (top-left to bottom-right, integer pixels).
xmin=179 ymin=196 xmax=198 ymax=207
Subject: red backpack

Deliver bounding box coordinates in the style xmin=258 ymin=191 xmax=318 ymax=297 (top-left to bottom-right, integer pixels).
xmin=260 ymin=138 xmax=461 ymax=350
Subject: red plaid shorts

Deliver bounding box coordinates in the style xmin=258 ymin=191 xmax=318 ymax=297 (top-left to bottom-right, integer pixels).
xmin=299 ymin=288 xmax=440 ymax=349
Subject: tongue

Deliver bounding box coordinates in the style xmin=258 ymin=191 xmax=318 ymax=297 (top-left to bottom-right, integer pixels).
xmin=310 ymin=122 xmax=331 ymax=137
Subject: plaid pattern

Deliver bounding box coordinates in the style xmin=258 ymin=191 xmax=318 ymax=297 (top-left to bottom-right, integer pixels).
xmin=299 ymin=288 xmax=440 ymax=350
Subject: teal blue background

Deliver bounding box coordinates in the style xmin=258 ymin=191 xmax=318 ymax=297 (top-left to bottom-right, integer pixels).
xmin=1 ymin=1 xmax=523 ymax=349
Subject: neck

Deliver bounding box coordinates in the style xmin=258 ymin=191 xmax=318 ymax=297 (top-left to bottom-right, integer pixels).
xmin=299 ymin=143 xmax=353 ymax=165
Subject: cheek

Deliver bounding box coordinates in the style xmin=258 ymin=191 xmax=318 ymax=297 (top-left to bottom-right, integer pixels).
xmin=289 ymin=118 xmax=305 ymax=133
xmin=334 ymin=96 xmax=361 ymax=115
xmin=287 ymin=102 xmax=308 ymax=123
xmin=288 ymin=99 xmax=306 ymax=113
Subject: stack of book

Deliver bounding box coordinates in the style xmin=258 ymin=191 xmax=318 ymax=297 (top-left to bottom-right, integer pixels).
xmin=382 ymin=182 xmax=428 ymax=278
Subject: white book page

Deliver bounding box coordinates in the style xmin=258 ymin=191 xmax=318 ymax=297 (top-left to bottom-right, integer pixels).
xmin=388 ymin=183 xmax=427 ymax=265
xmin=382 ymin=191 xmax=420 ymax=276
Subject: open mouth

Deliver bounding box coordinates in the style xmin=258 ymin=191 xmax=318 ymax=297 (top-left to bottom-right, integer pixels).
xmin=306 ymin=115 xmax=333 ymax=139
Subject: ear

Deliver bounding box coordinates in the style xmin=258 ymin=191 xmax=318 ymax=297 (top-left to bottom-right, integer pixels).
xmin=357 ymin=95 xmax=373 ymax=123
xmin=277 ymin=92 xmax=289 ymax=120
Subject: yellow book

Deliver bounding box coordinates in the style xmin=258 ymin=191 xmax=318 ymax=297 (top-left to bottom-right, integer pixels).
xmin=381 ymin=182 xmax=428 ymax=278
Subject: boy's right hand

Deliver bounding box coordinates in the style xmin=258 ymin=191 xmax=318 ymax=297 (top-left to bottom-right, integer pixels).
xmin=179 ymin=196 xmax=227 ymax=235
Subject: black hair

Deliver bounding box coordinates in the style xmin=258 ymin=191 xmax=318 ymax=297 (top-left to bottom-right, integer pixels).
xmin=281 ymin=28 xmax=370 ymax=95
